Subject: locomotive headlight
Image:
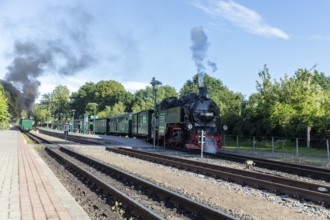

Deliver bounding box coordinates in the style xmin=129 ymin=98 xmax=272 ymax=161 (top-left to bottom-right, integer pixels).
xmin=200 ymin=112 xmax=214 ymax=116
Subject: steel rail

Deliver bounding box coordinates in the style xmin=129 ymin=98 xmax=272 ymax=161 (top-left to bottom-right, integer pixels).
xmin=106 ymin=147 xmax=330 ymax=207
xmin=37 ymin=128 xmax=330 ymax=181
xmin=213 ymin=152 xmax=330 ymax=181
xmin=46 ymin=147 xmax=165 ymax=220
xmin=59 ymin=147 xmax=236 ymax=220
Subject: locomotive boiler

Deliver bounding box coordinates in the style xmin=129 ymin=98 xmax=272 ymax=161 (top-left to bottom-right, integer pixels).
xmin=156 ymin=86 xmax=222 ymax=152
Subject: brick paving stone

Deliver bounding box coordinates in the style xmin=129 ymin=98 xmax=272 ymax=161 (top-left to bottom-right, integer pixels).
xmin=0 ymin=130 xmax=90 ymax=220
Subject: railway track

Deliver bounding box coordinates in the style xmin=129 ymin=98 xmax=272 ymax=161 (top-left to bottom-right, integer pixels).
xmin=35 ymin=128 xmax=330 ymax=182
xmin=212 ymin=151 xmax=330 ymax=181
xmin=50 ymin=147 xmax=236 ymax=219
xmin=106 ymin=147 xmax=330 ymax=207
xmin=25 ymin=130 xmax=236 ymax=219
xmin=26 ymin=129 xmax=330 ymax=206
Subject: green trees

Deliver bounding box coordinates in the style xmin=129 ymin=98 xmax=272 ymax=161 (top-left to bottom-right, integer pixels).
xmin=0 ymin=83 xmax=11 ymax=129
xmin=271 ymin=69 xmax=330 ymax=138
xmin=70 ymin=80 xmax=131 ymax=117
xmin=131 ymin=85 xmax=178 ymax=112
xmin=242 ymin=66 xmax=330 ymax=139
xmin=30 ymin=68 xmax=330 ymax=141
xmin=0 ymin=80 xmax=20 ymax=120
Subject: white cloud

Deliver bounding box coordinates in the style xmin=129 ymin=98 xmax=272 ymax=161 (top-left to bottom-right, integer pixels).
xmin=122 ymin=81 xmax=149 ymax=93
xmin=190 ymin=0 xmax=289 ymax=40
xmin=311 ymin=35 xmax=330 ymax=41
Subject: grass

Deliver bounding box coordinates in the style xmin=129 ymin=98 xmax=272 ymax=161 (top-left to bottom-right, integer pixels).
xmin=33 ymin=145 xmax=45 ymax=152
xmin=22 ymin=133 xmax=34 ymax=144
xmin=223 ymin=138 xmax=329 ymax=158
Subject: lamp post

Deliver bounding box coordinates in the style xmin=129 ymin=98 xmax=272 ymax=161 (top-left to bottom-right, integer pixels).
xmin=71 ymin=110 xmax=76 ymax=132
xmin=150 ymin=77 xmax=162 ymax=148
xmin=52 ymin=114 xmax=54 ymax=129
xmin=60 ymin=113 xmax=63 ymax=130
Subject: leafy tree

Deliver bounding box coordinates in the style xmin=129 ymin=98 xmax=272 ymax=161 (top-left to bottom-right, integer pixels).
xmin=109 ymin=101 xmax=126 ymax=115
xmin=38 ymin=93 xmax=54 ymax=123
xmin=0 ymin=84 xmax=11 ymax=129
xmin=52 ymin=85 xmax=71 ymax=120
xmin=0 ymin=80 xmax=21 ymax=120
xmin=70 ymin=82 xmax=96 ymax=117
xmin=251 ymin=65 xmax=279 ymax=135
xmin=33 ymin=104 xmax=48 ymax=126
xmin=98 ymin=106 xmax=111 ymax=118
xmin=270 ymin=69 xmax=329 ymax=139
xmin=85 ymin=103 xmax=98 ymax=117
xmin=70 ymin=80 xmax=132 ymax=117
xmin=131 ymin=85 xmax=178 ymax=112
xmin=94 ymin=80 xmax=127 ymax=110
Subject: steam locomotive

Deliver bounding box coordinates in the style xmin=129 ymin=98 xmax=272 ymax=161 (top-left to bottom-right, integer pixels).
xmin=156 ymin=87 xmax=222 ymax=151
xmin=50 ymin=84 xmax=222 ymax=151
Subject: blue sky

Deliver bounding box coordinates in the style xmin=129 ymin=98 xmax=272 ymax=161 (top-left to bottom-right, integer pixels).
xmin=1 ymin=0 xmax=330 ymax=103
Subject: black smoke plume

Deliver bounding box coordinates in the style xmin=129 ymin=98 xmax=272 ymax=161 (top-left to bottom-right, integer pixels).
xmin=4 ymin=6 xmax=94 ymax=111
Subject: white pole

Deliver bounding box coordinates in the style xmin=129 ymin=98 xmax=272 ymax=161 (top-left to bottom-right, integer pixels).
xmin=201 ymin=130 xmax=204 ymax=158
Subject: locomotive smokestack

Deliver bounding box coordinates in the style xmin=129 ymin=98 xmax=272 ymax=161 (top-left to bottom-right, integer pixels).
xmin=198 ymin=72 xmax=207 ymax=98
xmin=198 ymin=72 xmax=205 ymax=88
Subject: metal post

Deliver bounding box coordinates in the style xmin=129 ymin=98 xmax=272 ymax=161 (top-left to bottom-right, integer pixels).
xmin=272 ymin=137 xmax=274 ymax=157
xmin=153 ymin=89 xmax=157 ymax=148
xmin=327 ymin=139 xmax=329 ymax=162
xmin=236 ymin=135 xmax=239 ymax=149
xmin=296 ymin=138 xmax=299 ymax=160
xmin=253 ymin=136 xmax=255 ymax=151
xmin=201 ymin=130 xmax=204 ymax=158
xmin=150 ymin=77 xmax=162 ymax=149
xmin=93 ymin=105 xmax=96 ymax=134
xmin=72 ymin=110 xmax=75 ymax=132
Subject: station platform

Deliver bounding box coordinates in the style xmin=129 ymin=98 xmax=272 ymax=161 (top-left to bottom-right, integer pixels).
xmin=38 ymin=127 xmax=155 ymax=149
xmin=0 ymin=129 xmax=90 ymax=220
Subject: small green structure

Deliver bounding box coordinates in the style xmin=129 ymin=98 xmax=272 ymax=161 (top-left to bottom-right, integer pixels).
xmin=19 ymin=119 xmax=33 ymax=131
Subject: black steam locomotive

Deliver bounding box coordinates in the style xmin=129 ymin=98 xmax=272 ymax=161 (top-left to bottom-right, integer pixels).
xmin=157 ymin=87 xmax=222 ymax=151
xmin=51 ymin=87 xmax=222 ymax=151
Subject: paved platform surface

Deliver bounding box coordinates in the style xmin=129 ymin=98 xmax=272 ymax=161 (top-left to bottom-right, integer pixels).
xmin=0 ymin=129 xmax=90 ymax=220
xmin=39 ymin=127 xmax=155 ymax=148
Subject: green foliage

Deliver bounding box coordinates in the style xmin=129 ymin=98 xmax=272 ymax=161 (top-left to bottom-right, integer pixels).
xmin=33 ymin=104 xmax=49 ymax=126
xmin=85 ymin=103 xmax=98 ymax=116
xmin=109 ymin=101 xmax=126 ymax=115
xmin=31 ymin=66 xmax=330 ymax=141
xmin=131 ymin=85 xmax=178 ymax=112
xmin=0 ymin=80 xmax=20 ymax=119
xmin=242 ymin=66 xmax=330 ymax=138
xmin=0 ymin=84 xmax=11 ymax=128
